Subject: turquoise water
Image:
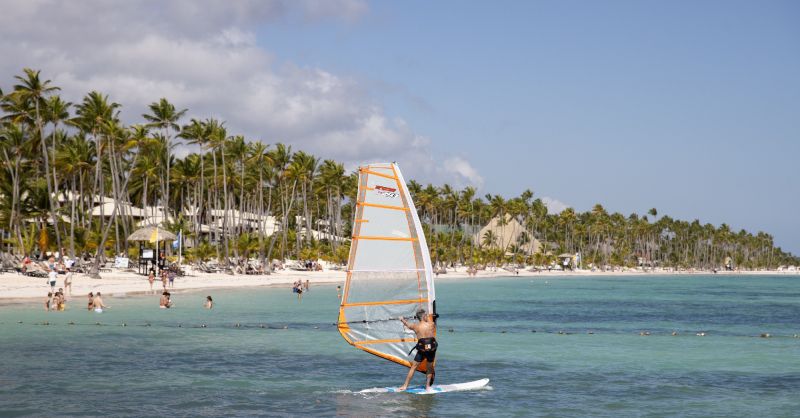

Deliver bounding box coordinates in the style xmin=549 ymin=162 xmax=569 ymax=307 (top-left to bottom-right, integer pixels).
xmin=1 ymin=275 xmax=799 ymax=417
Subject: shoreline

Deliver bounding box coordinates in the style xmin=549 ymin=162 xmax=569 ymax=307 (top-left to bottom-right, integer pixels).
xmin=1 ymin=267 xmax=797 ymax=305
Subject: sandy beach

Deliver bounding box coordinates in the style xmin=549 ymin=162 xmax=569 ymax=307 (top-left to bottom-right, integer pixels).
xmin=2 ymin=265 xmax=796 ymax=302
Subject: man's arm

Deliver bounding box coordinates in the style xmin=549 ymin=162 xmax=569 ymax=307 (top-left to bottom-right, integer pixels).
xmin=399 ymin=316 xmax=417 ymax=331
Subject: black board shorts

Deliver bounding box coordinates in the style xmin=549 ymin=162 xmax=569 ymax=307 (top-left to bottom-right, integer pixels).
xmin=414 ymin=348 xmax=436 ymax=363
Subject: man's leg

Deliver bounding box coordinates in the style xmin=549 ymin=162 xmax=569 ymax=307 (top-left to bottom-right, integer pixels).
xmin=425 ymin=362 xmax=436 ymax=389
xmin=398 ymin=361 xmax=419 ymax=391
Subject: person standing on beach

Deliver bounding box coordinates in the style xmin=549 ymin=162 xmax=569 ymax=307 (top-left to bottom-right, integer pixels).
xmin=397 ymin=309 xmax=438 ymax=392
xmin=148 ymin=269 xmax=155 ymax=293
xmin=168 ymin=270 xmax=175 ymax=288
xmin=161 ymin=270 xmax=168 ymax=291
xmin=64 ymin=268 xmax=73 ymax=297
xmin=47 ymin=269 xmax=57 ymax=292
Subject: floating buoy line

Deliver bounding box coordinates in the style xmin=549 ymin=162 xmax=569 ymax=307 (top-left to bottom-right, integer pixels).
xmin=1 ymin=320 xmax=798 ymax=339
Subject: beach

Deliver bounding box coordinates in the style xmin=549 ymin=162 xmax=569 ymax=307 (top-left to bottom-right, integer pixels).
xmin=2 ymin=265 xmax=797 ymax=302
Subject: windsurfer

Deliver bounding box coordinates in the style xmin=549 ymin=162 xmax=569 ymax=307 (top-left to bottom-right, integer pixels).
xmin=398 ymin=309 xmax=437 ymax=391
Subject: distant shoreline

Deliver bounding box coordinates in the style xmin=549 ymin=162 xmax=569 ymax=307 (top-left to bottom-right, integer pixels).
xmin=1 ymin=267 xmax=797 ymax=304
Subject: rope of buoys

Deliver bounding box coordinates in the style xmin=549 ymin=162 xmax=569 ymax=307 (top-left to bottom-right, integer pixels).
xmin=2 ymin=321 xmax=799 ymax=338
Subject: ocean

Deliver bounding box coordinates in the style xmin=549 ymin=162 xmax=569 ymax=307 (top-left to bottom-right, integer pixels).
xmin=1 ymin=275 xmax=798 ymax=417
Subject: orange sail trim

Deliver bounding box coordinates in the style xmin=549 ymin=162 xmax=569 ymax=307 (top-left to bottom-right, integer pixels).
xmin=351 ymin=236 xmax=417 ymax=241
xmin=359 ymin=169 xmax=397 ymax=180
xmin=354 ymin=338 xmax=417 ymax=346
xmin=356 ymin=202 xmax=408 ymax=211
xmin=342 ymin=298 xmax=427 ymax=307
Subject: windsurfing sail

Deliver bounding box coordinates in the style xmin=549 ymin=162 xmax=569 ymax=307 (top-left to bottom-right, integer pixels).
xmin=338 ymin=163 xmax=436 ymax=373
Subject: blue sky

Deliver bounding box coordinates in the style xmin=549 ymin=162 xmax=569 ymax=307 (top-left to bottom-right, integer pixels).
xmin=1 ymin=0 xmax=798 ymax=253
xmin=256 ymin=1 xmax=800 ymax=253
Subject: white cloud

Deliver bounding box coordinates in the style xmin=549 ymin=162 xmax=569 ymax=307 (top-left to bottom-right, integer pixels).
xmin=0 ymin=0 xmax=481 ymax=187
xmin=541 ymin=197 xmax=569 ymax=214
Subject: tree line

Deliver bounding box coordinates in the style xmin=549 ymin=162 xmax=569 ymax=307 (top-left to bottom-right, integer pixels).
xmin=1 ymin=69 xmax=796 ymax=271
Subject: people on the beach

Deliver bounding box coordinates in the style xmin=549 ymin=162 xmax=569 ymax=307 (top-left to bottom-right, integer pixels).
xmin=336 ymin=285 xmax=342 ymax=300
xmin=47 ymin=268 xmax=57 ymax=292
xmin=45 ymin=292 xmax=52 ymax=311
xmin=161 ymin=270 xmax=168 ymax=291
xmin=304 ymin=279 xmax=310 ymax=292
xmin=168 ymin=269 xmax=175 ymax=288
xmin=204 ymin=295 xmax=213 ymax=309
xmin=398 ymin=309 xmax=438 ymax=392
xmin=63 ymin=268 xmax=73 ymax=296
xmin=148 ymin=269 xmax=155 ymax=293
xmin=87 ymin=292 xmax=94 ymax=311
xmin=159 ymin=291 xmax=173 ymax=308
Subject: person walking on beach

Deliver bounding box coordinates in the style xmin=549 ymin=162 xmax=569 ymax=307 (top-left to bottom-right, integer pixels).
xmin=397 ymin=309 xmax=438 ymax=392
xmin=204 ymin=296 xmax=213 ymax=309
xmin=148 ymin=269 xmax=155 ymax=293
xmin=168 ymin=269 xmax=175 ymax=288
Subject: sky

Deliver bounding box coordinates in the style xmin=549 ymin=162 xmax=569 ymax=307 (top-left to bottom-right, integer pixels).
xmin=1 ymin=0 xmax=798 ymax=253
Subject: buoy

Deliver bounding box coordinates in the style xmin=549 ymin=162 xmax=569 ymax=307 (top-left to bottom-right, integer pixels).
xmin=201 ymin=324 xmax=207 ymax=328
xmin=760 ymin=333 xmax=770 ymax=338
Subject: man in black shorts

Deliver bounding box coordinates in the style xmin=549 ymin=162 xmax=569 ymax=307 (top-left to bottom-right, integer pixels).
xmin=398 ymin=309 xmax=437 ymax=391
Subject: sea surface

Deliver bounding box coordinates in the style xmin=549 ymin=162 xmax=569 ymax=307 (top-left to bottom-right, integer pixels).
xmin=1 ymin=275 xmax=799 ymax=417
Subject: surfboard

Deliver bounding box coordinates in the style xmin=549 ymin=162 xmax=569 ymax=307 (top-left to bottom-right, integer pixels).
xmin=360 ymin=378 xmax=490 ymax=395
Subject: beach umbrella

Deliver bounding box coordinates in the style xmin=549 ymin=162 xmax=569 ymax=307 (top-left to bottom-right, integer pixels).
xmin=127 ymin=226 xmax=177 ymax=242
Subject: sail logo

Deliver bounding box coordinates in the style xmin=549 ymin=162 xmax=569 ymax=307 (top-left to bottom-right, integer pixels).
xmin=375 ymin=185 xmax=398 ymax=198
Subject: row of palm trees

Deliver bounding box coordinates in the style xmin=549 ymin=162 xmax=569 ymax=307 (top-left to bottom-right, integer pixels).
xmin=1 ymin=68 xmax=797 ymax=272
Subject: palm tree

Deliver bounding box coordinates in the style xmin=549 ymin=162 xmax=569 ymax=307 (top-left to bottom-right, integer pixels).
xmin=142 ymin=98 xmax=186 ymax=223
xmin=9 ymin=69 xmax=63 ymax=252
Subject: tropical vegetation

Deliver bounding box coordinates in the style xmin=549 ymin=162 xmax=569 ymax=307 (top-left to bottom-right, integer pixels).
xmin=1 ymin=69 xmax=797 ymax=271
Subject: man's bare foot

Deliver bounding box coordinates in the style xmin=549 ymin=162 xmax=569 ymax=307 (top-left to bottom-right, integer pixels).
xmin=398 ymin=386 xmax=407 ymax=391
